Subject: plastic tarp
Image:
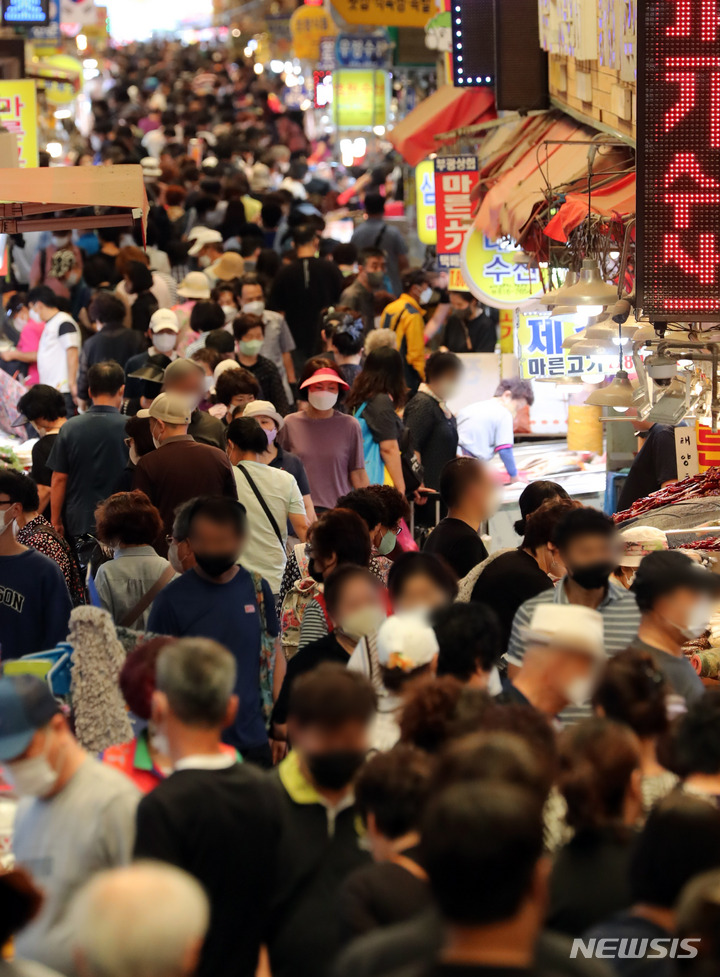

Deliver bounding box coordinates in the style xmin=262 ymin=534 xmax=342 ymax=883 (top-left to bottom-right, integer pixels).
xmin=0 ymin=164 xmax=149 ymax=232
xmin=544 ymin=172 xmax=636 ymax=242
xmin=474 ymin=117 xmax=591 ymax=241
xmin=387 ymin=85 xmax=495 ymax=167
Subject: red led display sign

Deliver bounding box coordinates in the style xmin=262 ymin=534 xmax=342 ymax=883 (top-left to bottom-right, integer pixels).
xmin=637 ymin=0 xmax=720 ymax=320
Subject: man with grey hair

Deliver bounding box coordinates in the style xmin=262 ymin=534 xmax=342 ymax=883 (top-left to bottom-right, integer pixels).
xmin=71 ymin=862 xmax=209 ymax=977
xmin=133 ymin=638 xmax=280 ymax=977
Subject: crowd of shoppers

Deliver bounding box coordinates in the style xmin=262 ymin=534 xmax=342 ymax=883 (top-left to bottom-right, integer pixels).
xmin=2 ymin=34 xmax=720 ymax=977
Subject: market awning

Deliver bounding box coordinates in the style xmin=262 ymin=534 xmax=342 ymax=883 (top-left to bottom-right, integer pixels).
xmin=544 ymin=173 xmax=636 ymax=242
xmin=0 ymin=165 xmax=149 ymax=235
xmin=387 ymin=85 xmax=495 ymax=167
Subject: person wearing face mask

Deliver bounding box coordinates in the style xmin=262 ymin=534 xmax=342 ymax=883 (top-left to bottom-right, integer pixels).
xmin=14 ymin=384 xmax=68 ymax=512
xmin=507 ymin=507 xmax=642 ymax=722
xmin=162 ymin=357 xmax=226 ymax=449
xmin=278 ymin=367 xmax=368 ymax=512
xmin=0 ymin=474 xmax=73 ymax=659
xmin=626 ymin=550 xmax=719 ymax=706
xmin=29 ymin=230 xmax=84 ymax=293
xmin=0 ymin=293 xmax=44 ymax=385
xmin=340 ymin=247 xmax=387 ymax=333
xmin=351 ymin=193 xmax=409 ymax=297
xmin=0 ymin=675 xmax=139 ymax=976
xmin=124 ymin=308 xmax=181 ymax=401
xmin=321 ymin=308 xmax=365 ymax=389
xmin=187 ymin=226 xmax=224 ymax=284
xmin=93 ymin=491 xmax=175 ymax=629
xmin=423 ymin=458 xmax=494 ymax=580
xmin=76 ymin=293 xmax=146 ymax=407
xmin=226 ymin=417 xmax=308 ymax=596
xmin=133 ymin=639 xmax=278 ymax=977
xmin=379 ymin=270 xmax=432 ymax=395
xmin=263 ymin=664 xmax=376 ymax=977
xmin=243 ymin=399 xmax=316 ymax=525
xmin=468 ymin=499 xmax=580 ymax=649
xmin=232 ymin=313 xmax=290 ymax=416
xmin=146 ymin=497 xmax=281 ymax=767
xmin=27 ymin=285 xmax=81 ymax=415
xmin=236 ymin=275 xmax=297 ymax=403
xmin=404 ymin=351 xmax=463 ymax=492
xmin=441 ymin=292 xmax=498 ymax=353
xmin=273 ymin=566 xmax=386 ymax=736
xmin=183 ymin=300 xmax=226 ymax=359
xmin=500 ymin=603 xmax=606 ymax=723
xmin=133 ymin=394 xmax=237 ymax=557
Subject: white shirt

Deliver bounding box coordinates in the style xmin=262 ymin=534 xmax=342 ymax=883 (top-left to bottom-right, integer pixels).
xmin=233 ymin=460 xmax=306 ymax=593
xmin=457 ymin=398 xmax=514 ymax=461
xmin=37 ymin=311 xmax=81 ymax=392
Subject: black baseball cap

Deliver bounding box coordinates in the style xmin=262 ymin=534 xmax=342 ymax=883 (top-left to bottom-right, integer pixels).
xmin=0 ymin=675 xmax=61 ymax=762
xmin=631 ymin=550 xmax=720 ymax=602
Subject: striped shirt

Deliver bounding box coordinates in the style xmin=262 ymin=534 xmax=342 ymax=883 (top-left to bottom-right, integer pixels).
xmin=506 ymin=578 xmax=641 ymax=723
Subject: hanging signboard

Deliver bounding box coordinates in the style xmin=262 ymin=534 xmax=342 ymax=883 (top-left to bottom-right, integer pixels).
xmin=676 ymin=426 xmax=700 ymax=477
xmin=330 ymin=0 xmax=432 ymax=28
xmin=0 ymin=80 xmax=37 ymax=166
xmin=518 ymin=311 xmax=616 ymax=380
xmin=332 ymin=69 xmax=387 ymax=128
xmin=434 ymin=155 xmax=479 ymax=269
xmin=335 ymin=32 xmax=390 ymax=67
xmin=313 ymin=69 xmax=333 ymax=107
xmin=318 ymin=36 xmax=336 ymax=69
xmin=460 ymin=228 xmax=545 ymax=309
xmin=291 ymin=3 xmax=336 ymax=61
xmin=415 ymin=158 xmax=437 ymax=246
xmin=2 ymin=0 xmax=48 ymax=25
xmin=695 ymin=422 xmax=720 ymax=471
xmin=637 ymin=0 xmax=720 ymax=320
xmin=29 ymin=0 xmax=60 ymax=42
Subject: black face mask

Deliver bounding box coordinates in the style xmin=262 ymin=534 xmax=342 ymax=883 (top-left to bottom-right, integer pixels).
xmin=195 ymin=553 xmax=237 ymax=578
xmin=308 ymin=558 xmax=324 ymax=583
xmin=570 ymin=561 xmax=614 ymax=590
xmin=306 ymin=750 xmax=366 ymax=790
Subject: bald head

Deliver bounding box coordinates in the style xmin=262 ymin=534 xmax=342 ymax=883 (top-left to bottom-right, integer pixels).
xmin=71 ymin=863 xmax=209 ymax=977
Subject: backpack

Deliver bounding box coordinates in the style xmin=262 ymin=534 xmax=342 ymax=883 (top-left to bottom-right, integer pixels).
xmin=251 ymin=571 xmax=277 ymax=723
xmin=354 ymin=401 xmax=385 ymax=485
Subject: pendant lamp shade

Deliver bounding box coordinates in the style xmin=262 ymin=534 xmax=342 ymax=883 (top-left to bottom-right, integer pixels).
xmin=585 ymin=371 xmax=635 ymax=407
xmin=561 ymin=258 xmax=619 ymax=308
xmin=542 ymin=271 xmax=579 ymax=307
xmin=562 ymin=328 xmax=587 ymax=349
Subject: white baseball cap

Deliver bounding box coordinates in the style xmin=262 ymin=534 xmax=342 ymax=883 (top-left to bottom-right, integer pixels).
xmin=149 ymin=308 xmax=179 ymax=334
xmin=376 ymin=613 xmax=439 ymax=672
xmin=188 ymin=227 xmax=223 ymax=256
xmin=521 ymin=603 xmax=605 ymax=660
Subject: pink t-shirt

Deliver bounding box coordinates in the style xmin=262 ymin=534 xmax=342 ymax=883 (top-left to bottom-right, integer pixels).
xmin=278 ymin=410 xmax=365 ymax=510
xmin=16 ymin=318 xmax=44 ymax=386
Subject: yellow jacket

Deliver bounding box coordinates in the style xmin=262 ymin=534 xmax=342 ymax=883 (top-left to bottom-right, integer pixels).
xmin=380 ymin=293 xmax=426 ymax=382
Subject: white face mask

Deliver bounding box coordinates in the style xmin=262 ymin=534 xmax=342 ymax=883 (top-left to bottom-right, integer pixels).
xmin=667 ymin=596 xmax=712 ymax=641
xmin=150 ymin=730 xmax=171 ymax=758
xmin=308 ymin=390 xmax=338 ymax=411
xmin=563 ymin=672 xmax=596 ymax=707
xmin=5 ymin=738 xmax=58 ymax=798
xmin=242 ymin=300 xmax=265 ymax=316
xmin=339 ymin=605 xmax=387 ymax=642
xmin=198 ymin=255 xmax=212 ymax=269
xmin=0 ymin=508 xmax=16 ymax=536
xmin=486 ymin=666 xmax=503 ymax=697
xmin=152 ymin=332 xmax=177 ymax=353
xmin=221 ymin=305 xmax=237 ymax=323
xmin=419 ymin=286 xmax=433 ymax=305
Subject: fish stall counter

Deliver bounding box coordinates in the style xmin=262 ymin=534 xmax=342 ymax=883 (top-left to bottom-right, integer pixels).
xmin=487 ymin=440 xmax=607 ymax=551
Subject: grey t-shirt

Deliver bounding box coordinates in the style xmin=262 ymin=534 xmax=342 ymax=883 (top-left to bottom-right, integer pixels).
xmin=628 ymin=637 xmax=705 ymax=706
xmin=351 ymin=219 xmax=408 ymax=296
xmin=13 ymin=757 xmax=139 ymax=976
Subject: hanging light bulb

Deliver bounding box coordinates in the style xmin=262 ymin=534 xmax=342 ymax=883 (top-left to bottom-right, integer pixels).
xmin=541 ymin=271 xmax=579 ymax=308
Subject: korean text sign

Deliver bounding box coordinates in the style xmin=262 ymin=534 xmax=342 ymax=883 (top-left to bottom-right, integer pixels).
xmin=330 ymin=0 xmax=433 ymax=28
xmin=415 ymin=159 xmax=437 ymax=246
xmin=434 ymin=156 xmax=479 ymax=267
xmin=332 ymin=69 xmax=387 ymax=128
xmin=517 ymin=311 xmax=617 ymax=381
xmin=637 ymin=0 xmax=720 ymax=319
xmin=0 ymin=81 xmax=38 ymax=167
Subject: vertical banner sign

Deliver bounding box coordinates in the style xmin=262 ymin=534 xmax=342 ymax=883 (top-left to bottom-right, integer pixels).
xmin=637 ymin=0 xmax=720 ymax=320
xmin=695 ymin=421 xmax=720 ymax=471
xmin=434 ymin=156 xmax=479 ymax=270
xmin=676 ymin=425 xmax=700 ymax=477
xmin=0 ymin=80 xmax=38 ymax=166
xmin=415 ymin=159 xmax=437 ymax=246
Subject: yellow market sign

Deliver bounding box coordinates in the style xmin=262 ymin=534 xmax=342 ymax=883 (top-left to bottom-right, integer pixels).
xmin=333 ymin=69 xmax=387 ymax=128
xmin=518 ymin=311 xmax=614 ymax=381
xmin=415 ymin=159 xmax=436 ymax=246
xmin=291 ymin=4 xmax=336 ymax=61
xmin=331 ymin=0 xmax=433 ymax=27
xmin=0 ymin=80 xmax=38 ymax=166
xmin=461 ymin=227 xmax=545 ymax=310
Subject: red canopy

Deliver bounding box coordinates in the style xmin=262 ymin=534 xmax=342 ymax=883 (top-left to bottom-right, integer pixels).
xmin=387 ymin=85 xmax=495 ymax=167
xmin=544 ymin=173 xmax=636 ymax=242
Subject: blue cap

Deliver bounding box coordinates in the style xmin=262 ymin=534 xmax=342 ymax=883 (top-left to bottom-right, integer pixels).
xmin=0 ymin=675 xmax=60 ymax=763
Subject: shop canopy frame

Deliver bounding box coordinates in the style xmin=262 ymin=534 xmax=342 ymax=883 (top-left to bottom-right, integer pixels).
xmin=0 ymin=165 xmax=149 ymax=236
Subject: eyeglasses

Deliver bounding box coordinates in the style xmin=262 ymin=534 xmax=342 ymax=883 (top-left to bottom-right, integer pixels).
xmin=0 ymin=498 xmax=14 ymax=508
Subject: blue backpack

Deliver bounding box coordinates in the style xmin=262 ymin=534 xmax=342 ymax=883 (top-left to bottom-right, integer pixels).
xmin=354 ymin=401 xmax=385 ymax=485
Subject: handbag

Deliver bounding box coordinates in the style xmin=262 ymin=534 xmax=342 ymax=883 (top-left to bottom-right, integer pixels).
xmin=237 ymin=463 xmax=284 ymax=546
xmin=119 ymin=566 xmax=175 ymax=628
